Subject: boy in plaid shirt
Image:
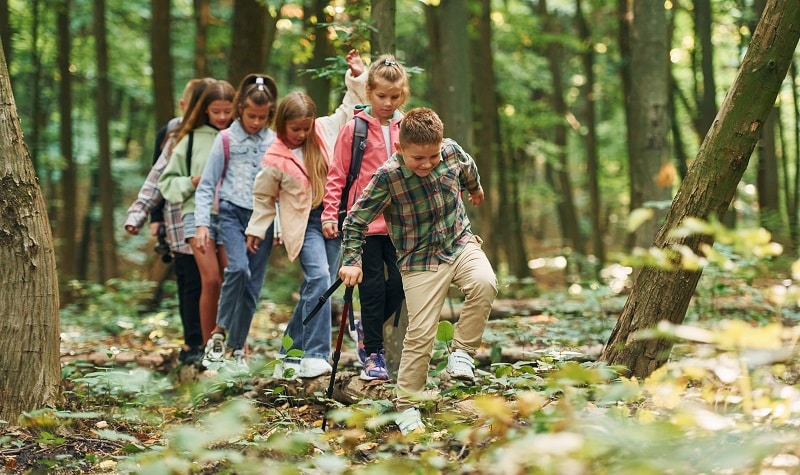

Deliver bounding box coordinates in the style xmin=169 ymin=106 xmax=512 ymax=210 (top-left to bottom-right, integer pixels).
xmin=338 ymin=107 xmax=497 ymax=435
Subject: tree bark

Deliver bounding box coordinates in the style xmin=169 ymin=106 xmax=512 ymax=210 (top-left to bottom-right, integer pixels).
xmin=627 ymin=0 xmax=671 ymax=248
xmin=57 ymin=0 xmax=77 ymax=285
xmin=0 ymin=0 xmax=10 ymax=67
xmin=94 ymin=0 xmax=118 ymax=281
xmin=0 ymin=38 xmax=62 ymax=422
xmin=601 ymin=0 xmax=800 ymax=378
xmin=370 ymin=0 xmax=395 ymax=57
xmin=576 ymin=0 xmax=605 ymax=272
xmin=303 ymin=0 xmax=332 ymax=114
xmin=151 ymin=0 xmax=173 ymax=129
xmin=228 ymin=0 xmax=267 ymax=87
xmin=470 ymin=0 xmax=499 ymax=257
xmin=194 ymin=0 xmax=210 ymax=77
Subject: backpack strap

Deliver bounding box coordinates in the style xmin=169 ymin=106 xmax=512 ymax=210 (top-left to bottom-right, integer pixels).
xmin=338 ymin=116 xmax=368 ymax=229
xmin=220 ymin=129 xmax=231 ymax=179
xmin=185 ymin=130 xmax=195 ymax=172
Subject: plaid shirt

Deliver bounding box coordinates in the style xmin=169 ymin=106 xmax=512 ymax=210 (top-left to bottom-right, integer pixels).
xmin=341 ymin=138 xmax=481 ymax=272
xmin=124 ymin=139 xmax=192 ymax=255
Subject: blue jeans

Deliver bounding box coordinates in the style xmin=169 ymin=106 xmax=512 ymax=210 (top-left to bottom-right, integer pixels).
xmin=281 ymin=206 xmax=340 ymax=360
xmin=215 ymin=199 xmax=273 ymax=351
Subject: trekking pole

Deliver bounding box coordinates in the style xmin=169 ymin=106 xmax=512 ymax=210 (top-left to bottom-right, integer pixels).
xmin=322 ymin=285 xmax=354 ymax=431
xmin=303 ymin=278 xmax=343 ymax=325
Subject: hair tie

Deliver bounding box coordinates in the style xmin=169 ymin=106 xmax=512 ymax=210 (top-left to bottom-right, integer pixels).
xmin=255 ymin=77 xmax=265 ymax=91
xmin=384 ymin=59 xmax=397 ymax=67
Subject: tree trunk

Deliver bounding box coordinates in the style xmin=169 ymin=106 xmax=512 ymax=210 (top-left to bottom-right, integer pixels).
xmin=0 ymin=38 xmax=62 ymax=422
xmin=0 ymin=0 xmax=10 ymax=67
xmin=694 ymin=0 xmax=718 ymax=138
xmin=29 ymin=0 xmax=42 ymax=174
xmin=576 ymin=0 xmax=604 ymax=272
xmin=370 ymin=0 xmax=395 ymax=57
xmin=600 ymin=0 xmax=800 ymax=379
xmin=540 ymin=0 xmax=584 ymax=256
xmin=303 ymin=0 xmax=332 ymax=114
xmin=57 ymin=0 xmax=77 ymax=285
xmin=194 ymin=0 xmax=210 ymax=77
xmin=470 ymin=0 xmax=498 ymax=256
xmin=151 ymin=0 xmax=173 ymax=129
xmin=789 ymin=61 xmax=800 ymax=251
xmin=228 ymin=0 xmax=267 ymax=87
xmin=757 ymin=107 xmax=786 ymax=242
xmin=94 ymin=0 xmax=117 ymax=281
xmin=627 ymin=0 xmax=671 ymax=248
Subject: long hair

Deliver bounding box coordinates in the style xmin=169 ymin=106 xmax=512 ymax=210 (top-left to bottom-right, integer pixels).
xmin=163 ymin=77 xmax=215 ymax=150
xmin=233 ymin=74 xmax=278 ymax=126
xmin=170 ymin=80 xmax=235 ymax=155
xmin=274 ymin=91 xmax=327 ymax=207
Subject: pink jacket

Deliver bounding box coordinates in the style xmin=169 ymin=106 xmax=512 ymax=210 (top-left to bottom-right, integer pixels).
xmin=322 ymin=108 xmax=403 ymax=235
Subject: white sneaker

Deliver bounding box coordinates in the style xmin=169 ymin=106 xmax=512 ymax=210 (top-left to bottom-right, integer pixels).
xmin=272 ymin=357 xmax=301 ymax=380
xmin=395 ymin=407 xmax=425 ymax=435
xmin=446 ymin=349 xmax=475 ymax=380
xmin=201 ymin=333 xmax=226 ymax=369
xmin=229 ymin=349 xmax=249 ymax=373
xmin=300 ymin=357 xmax=333 ymax=378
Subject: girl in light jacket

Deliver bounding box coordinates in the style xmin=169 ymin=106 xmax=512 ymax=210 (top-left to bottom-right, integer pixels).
xmin=245 ymin=50 xmax=365 ymax=379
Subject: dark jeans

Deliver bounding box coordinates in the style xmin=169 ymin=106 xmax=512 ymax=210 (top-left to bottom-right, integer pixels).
xmin=359 ymin=235 xmax=404 ymax=355
xmin=173 ymin=252 xmax=203 ymax=348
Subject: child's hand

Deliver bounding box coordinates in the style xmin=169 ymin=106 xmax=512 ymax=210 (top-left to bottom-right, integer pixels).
xmin=246 ymin=235 xmax=261 ymax=254
xmin=468 ymin=186 xmax=485 ymax=206
xmin=339 ymin=265 xmax=363 ymax=287
xmin=346 ymin=49 xmax=365 ymax=77
xmin=322 ymin=222 xmax=338 ymax=239
xmin=125 ymin=224 xmax=139 ymax=235
xmin=195 ymin=226 xmax=210 ymax=253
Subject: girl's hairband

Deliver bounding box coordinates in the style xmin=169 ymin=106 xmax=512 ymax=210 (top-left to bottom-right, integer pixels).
xmin=255 ymin=77 xmax=264 ymax=91
xmin=384 ymin=59 xmax=397 ymax=67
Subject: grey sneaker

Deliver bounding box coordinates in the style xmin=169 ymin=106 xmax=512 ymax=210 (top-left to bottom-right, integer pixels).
xmin=446 ymin=349 xmax=475 ymax=380
xmin=395 ymin=407 xmax=425 ymax=435
xmin=201 ymin=333 xmax=226 ymax=369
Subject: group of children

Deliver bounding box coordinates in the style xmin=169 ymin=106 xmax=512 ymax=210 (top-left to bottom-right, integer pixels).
xmin=125 ymin=50 xmax=497 ymax=435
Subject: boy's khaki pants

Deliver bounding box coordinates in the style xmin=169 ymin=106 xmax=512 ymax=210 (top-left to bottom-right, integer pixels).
xmin=395 ymin=236 xmax=498 ymax=411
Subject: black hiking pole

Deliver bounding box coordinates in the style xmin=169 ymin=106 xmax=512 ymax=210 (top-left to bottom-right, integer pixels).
xmin=321 ymin=285 xmax=354 ymax=431
xmin=303 ymin=278 xmax=343 ymax=325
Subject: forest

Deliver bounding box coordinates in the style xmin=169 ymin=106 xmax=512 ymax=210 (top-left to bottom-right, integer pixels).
xmin=2 ymin=0 xmax=800 ymax=473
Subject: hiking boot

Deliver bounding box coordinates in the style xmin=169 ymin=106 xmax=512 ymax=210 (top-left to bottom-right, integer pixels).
xmin=348 ymin=319 xmax=366 ymax=364
xmin=360 ymin=350 xmax=389 ymax=381
xmin=178 ymin=346 xmax=205 ymax=366
xmin=446 ymin=349 xmax=475 ymax=381
xmin=201 ymin=332 xmax=226 ymax=369
xmin=395 ymin=407 xmax=425 ymax=435
xmin=272 ymin=357 xmax=301 ymax=380
xmin=230 ymin=349 xmax=249 ymax=373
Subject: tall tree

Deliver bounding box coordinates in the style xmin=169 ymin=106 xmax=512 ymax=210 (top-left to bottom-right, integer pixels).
xmin=424 ymin=0 xmax=473 ymax=149
xmin=0 ymin=0 xmax=10 ymax=67
xmin=600 ymin=0 xmax=800 ymax=378
xmin=303 ymin=0 xmax=333 ymax=113
xmin=229 ymin=0 xmax=268 ymax=87
xmin=57 ymin=0 xmax=77 ymax=284
xmin=0 ymin=38 xmax=61 ymax=422
xmin=576 ymin=0 xmax=605 ymax=272
xmin=194 ymin=0 xmax=210 ymax=77
xmin=470 ymin=0 xmax=500 ymax=252
xmin=539 ymin=0 xmax=584 ymax=255
xmin=94 ymin=0 xmax=118 ymax=280
xmin=694 ymin=0 xmax=718 ymax=138
xmin=370 ymin=0 xmax=395 ymax=57
xmin=151 ymin=0 xmax=173 ymax=129
xmin=627 ymin=0 xmax=671 ymax=248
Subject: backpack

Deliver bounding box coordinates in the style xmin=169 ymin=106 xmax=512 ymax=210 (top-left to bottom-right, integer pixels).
xmin=337 ymin=116 xmax=368 ymax=230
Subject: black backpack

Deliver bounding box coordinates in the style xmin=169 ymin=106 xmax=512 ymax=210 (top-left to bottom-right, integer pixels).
xmin=337 ymin=116 xmax=368 ymax=230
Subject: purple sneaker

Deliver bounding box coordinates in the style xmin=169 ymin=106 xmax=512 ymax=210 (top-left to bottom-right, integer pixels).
xmin=349 ymin=319 xmax=366 ymax=364
xmin=360 ymin=350 xmax=389 ymax=381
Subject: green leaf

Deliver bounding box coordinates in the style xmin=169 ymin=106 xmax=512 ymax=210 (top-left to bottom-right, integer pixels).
xmin=436 ymin=321 xmax=455 ymax=343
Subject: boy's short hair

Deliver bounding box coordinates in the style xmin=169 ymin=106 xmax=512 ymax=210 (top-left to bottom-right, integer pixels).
xmin=399 ymin=107 xmax=443 ymax=146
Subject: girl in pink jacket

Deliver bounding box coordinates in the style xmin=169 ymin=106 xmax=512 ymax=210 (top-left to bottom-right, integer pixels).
xmin=245 ymin=50 xmax=365 ymax=379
